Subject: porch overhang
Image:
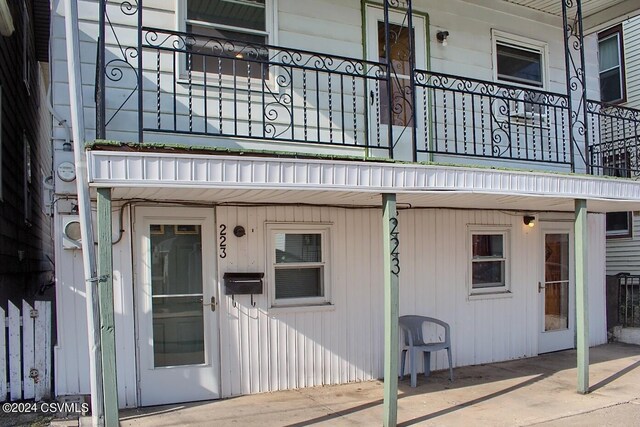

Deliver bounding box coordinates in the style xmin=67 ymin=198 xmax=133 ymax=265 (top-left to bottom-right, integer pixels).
xmin=497 ymin=0 xmax=640 ymax=32
xmin=87 ymin=150 xmax=640 ymax=212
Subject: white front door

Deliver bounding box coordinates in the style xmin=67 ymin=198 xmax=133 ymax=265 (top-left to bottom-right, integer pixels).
xmin=135 ymin=207 xmax=220 ymax=406
xmin=538 ymin=225 xmax=575 ymax=353
xmin=365 ymin=5 xmax=427 ymax=160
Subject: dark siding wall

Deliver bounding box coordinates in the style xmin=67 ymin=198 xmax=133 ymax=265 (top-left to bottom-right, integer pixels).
xmin=0 ymin=0 xmax=53 ymax=306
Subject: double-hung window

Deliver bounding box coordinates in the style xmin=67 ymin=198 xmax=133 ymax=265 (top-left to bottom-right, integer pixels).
xmin=598 ymin=25 xmax=625 ymax=104
xmin=268 ymin=224 xmax=331 ymax=307
xmin=492 ymin=31 xmax=548 ymax=123
xmin=603 ymin=152 xmax=633 ymax=238
xmin=493 ymin=31 xmax=546 ymax=89
xmin=469 ymin=227 xmax=510 ymax=296
xmin=181 ymin=0 xmax=272 ymax=77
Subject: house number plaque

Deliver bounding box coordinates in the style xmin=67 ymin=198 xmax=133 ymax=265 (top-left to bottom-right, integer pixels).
xmin=219 ymin=224 xmax=227 ymax=258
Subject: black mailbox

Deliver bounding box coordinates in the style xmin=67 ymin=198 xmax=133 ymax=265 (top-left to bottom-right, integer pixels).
xmin=223 ymin=272 xmax=264 ymax=295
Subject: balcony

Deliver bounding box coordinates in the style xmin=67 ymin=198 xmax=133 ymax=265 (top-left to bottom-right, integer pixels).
xmin=100 ymin=26 xmax=640 ymax=178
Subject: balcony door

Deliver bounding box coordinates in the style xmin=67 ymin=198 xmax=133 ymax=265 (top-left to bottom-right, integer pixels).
xmin=538 ymin=225 xmax=575 ymax=354
xmin=135 ymin=207 xmax=220 ymax=406
xmin=365 ymin=5 xmax=427 ymax=160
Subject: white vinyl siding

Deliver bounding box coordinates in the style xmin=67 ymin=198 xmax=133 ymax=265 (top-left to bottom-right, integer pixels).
xmin=622 ymin=16 xmax=640 ymax=110
xmin=49 ymin=0 xmax=600 ymax=156
xmin=53 ymin=206 xmax=609 ymax=405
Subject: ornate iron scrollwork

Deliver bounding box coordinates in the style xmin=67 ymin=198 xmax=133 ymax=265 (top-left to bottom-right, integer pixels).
xmin=561 ymin=0 xmax=589 ymax=172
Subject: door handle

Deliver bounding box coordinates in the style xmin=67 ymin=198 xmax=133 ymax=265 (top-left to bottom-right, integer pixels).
xmin=202 ymin=296 xmax=217 ymax=312
xmin=538 ymin=282 xmax=545 ymax=293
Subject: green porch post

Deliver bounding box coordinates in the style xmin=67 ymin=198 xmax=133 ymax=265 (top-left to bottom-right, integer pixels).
xmin=382 ymin=193 xmax=400 ymax=427
xmin=97 ymin=188 xmax=119 ymax=425
xmin=575 ymin=198 xmax=589 ymax=394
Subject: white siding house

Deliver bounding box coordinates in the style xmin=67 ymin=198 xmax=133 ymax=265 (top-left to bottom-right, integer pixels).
xmin=603 ymin=15 xmax=640 ymax=275
xmin=49 ymin=0 xmax=640 ymax=417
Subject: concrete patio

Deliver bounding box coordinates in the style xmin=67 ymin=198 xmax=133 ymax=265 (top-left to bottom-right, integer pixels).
xmin=113 ymin=343 xmax=639 ymax=426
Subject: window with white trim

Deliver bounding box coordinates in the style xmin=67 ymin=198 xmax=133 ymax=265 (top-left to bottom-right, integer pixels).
xmin=493 ymin=32 xmax=546 ymax=89
xmin=469 ymin=227 xmax=510 ymax=295
xmin=598 ymin=25 xmax=625 ymax=104
xmin=268 ymin=224 xmax=330 ymax=307
xmin=180 ymin=0 xmax=273 ymax=76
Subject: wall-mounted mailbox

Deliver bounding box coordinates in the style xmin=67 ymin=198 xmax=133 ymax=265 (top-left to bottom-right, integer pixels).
xmin=223 ymin=273 xmax=264 ymax=307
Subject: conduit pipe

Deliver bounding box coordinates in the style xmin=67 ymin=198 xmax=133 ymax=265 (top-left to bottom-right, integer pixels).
xmin=63 ymin=0 xmax=104 ymax=425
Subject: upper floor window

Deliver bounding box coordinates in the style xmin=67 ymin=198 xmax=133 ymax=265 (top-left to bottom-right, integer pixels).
xmin=182 ymin=0 xmax=273 ymax=76
xmin=493 ymin=31 xmax=546 ymax=89
xmin=22 ymin=0 xmax=34 ymax=94
xmin=598 ymin=25 xmax=625 ymax=104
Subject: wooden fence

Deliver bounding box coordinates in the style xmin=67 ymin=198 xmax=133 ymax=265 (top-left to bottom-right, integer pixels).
xmin=0 ymin=300 xmax=52 ymax=401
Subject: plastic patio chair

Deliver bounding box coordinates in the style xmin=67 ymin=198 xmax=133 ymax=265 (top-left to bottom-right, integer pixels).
xmin=399 ymin=315 xmax=453 ymax=387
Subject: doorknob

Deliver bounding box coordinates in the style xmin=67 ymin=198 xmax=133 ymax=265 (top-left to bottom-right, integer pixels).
xmin=203 ymin=296 xmax=217 ymax=312
xmin=538 ymin=282 xmax=545 ymax=293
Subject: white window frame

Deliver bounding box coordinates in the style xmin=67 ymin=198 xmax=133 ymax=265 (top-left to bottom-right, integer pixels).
xmin=175 ymin=0 xmax=278 ymax=83
xmin=491 ymin=30 xmax=549 ymax=90
xmin=267 ymin=223 xmax=331 ymax=308
xmin=468 ymin=225 xmax=511 ymax=297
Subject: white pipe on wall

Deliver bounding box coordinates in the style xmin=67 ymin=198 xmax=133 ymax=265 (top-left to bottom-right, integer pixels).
xmin=63 ymin=0 xmax=104 ymax=424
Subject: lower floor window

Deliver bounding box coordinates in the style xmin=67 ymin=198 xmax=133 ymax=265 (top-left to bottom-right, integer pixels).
xmin=606 ymin=211 xmax=632 ymax=238
xmin=469 ymin=227 xmax=510 ymax=295
xmin=268 ymin=224 xmax=331 ymax=306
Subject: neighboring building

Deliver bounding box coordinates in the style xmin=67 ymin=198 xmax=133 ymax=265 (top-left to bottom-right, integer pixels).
xmin=0 ymin=0 xmax=53 ymax=305
xmin=50 ymin=0 xmax=640 ymax=412
xmin=602 ymin=16 xmax=640 ymax=275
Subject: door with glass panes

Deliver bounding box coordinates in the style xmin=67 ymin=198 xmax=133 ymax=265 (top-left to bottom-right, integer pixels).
xmin=365 ymin=5 xmax=427 ymax=160
xmin=538 ymin=224 xmax=575 ymax=354
xmin=135 ymin=207 xmax=219 ymax=406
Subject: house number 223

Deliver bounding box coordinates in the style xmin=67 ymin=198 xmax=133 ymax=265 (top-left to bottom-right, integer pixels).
xmin=219 ymin=224 xmax=227 ymax=258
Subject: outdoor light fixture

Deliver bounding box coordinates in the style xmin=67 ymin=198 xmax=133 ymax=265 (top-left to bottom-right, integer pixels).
xmin=436 ymin=30 xmax=449 ymax=46
xmin=523 ymin=215 xmax=536 ymax=228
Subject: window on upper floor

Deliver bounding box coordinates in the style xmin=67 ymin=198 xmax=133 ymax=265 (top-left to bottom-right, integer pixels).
xmin=598 ymin=25 xmax=625 ymax=104
xmin=22 ymin=0 xmax=34 ymax=95
xmin=267 ymin=224 xmax=331 ymax=308
xmin=181 ymin=0 xmax=273 ymax=77
xmin=493 ymin=31 xmax=546 ymax=89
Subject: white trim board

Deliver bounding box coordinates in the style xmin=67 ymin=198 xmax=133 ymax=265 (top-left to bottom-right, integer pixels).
xmin=87 ymin=150 xmax=640 ymax=212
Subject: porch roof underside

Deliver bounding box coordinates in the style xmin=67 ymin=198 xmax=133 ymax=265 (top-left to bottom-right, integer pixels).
xmin=495 ymin=0 xmax=640 ymax=30
xmin=88 ymin=150 xmax=640 ymax=213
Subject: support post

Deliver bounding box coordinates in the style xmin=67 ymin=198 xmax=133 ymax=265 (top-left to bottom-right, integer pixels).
xmin=575 ymin=198 xmax=589 ymax=394
xmin=382 ymin=193 xmax=400 ymax=427
xmin=561 ymin=0 xmax=590 ymax=173
xmin=97 ymin=188 xmax=119 ymax=425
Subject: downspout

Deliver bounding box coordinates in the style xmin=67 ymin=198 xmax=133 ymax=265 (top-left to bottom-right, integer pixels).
xmin=63 ymin=0 xmax=105 ymax=425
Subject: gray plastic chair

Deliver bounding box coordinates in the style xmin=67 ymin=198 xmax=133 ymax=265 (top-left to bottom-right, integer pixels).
xmin=399 ymin=315 xmax=453 ymax=387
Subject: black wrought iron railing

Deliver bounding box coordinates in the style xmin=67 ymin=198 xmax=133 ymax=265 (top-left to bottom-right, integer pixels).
xmin=140 ymin=27 xmax=388 ymax=151
xmin=414 ymin=71 xmax=572 ymax=165
xmin=97 ymin=3 xmax=640 ymax=177
xmin=587 ymin=101 xmax=640 ymax=177
xmin=618 ymin=275 xmax=640 ymax=327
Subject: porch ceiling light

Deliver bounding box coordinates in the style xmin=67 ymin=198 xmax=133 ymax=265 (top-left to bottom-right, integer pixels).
xmin=523 ymin=215 xmax=536 ymax=228
xmin=0 ymin=0 xmax=14 ymax=36
xmin=436 ymin=30 xmax=449 ymax=46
